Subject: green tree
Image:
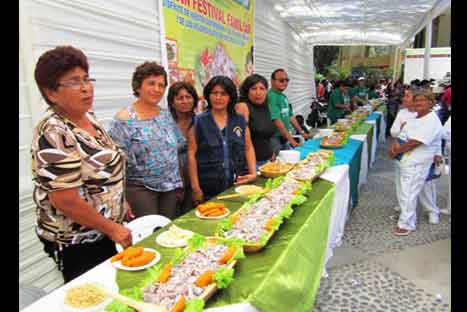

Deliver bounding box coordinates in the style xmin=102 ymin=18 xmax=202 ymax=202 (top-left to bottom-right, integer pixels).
xmin=314 ymin=46 xmax=340 ymax=76
xmin=326 ymin=63 xmax=350 ymax=81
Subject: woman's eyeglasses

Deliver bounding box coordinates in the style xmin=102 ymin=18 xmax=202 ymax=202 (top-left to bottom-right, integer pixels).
xmin=58 ymin=78 xmax=96 ymax=89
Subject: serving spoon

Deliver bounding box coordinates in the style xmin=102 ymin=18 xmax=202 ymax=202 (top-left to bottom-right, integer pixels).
xmin=90 ymin=283 xmax=167 ymax=312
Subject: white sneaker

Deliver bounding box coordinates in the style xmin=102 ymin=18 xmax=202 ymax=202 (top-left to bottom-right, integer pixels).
xmin=393 ymin=206 xmax=401 ymax=212
xmin=440 ymin=208 xmax=451 ymax=215
xmin=429 ymin=213 xmax=440 ymax=225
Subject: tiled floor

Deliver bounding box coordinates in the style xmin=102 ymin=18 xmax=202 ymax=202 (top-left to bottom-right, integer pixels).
xmin=314 ymin=139 xmax=451 ymax=311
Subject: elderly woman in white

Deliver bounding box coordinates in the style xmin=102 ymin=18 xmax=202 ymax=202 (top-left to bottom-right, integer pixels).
xmin=390 ymin=88 xmax=442 ymax=225
xmin=389 ymin=89 xmax=444 ymax=236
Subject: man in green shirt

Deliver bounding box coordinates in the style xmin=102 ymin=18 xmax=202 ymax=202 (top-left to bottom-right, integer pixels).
xmin=268 ymin=68 xmax=313 ymax=154
xmin=327 ymin=79 xmax=352 ymax=124
xmin=351 ymin=77 xmax=369 ymax=106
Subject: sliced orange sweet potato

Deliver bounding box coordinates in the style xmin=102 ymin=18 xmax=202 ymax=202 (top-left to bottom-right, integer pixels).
xmin=218 ymin=246 xmax=236 ymax=265
xmin=123 ymin=251 xmax=156 ymax=267
xmin=195 ymin=271 xmax=215 ymax=287
xmin=159 ymin=264 xmax=172 ymax=283
xmin=171 ymin=295 xmax=186 ymax=312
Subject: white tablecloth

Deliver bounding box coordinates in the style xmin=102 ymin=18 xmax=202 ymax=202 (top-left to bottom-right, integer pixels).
xmin=350 ymin=134 xmax=369 ymax=187
xmin=320 ymin=165 xmax=351 ymax=277
xmin=374 ymin=111 xmax=386 ymax=143
xmin=21 ymin=259 xmax=118 ymax=311
xmin=365 ymin=120 xmax=378 ymax=168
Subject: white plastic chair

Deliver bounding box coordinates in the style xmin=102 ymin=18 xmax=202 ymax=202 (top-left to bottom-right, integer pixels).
xmin=116 ymin=215 xmax=171 ymax=251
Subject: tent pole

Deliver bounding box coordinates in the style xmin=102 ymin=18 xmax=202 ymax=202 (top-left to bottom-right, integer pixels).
xmin=423 ymin=17 xmax=433 ymax=79
xmin=392 ymin=46 xmax=399 ymax=82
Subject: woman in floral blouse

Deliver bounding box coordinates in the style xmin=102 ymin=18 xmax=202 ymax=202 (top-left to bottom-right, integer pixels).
xmin=109 ymin=62 xmax=185 ymax=219
xmin=31 ymin=46 xmax=132 ymax=282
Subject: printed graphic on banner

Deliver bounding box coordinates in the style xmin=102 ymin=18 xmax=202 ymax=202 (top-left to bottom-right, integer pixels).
xmin=162 ymin=0 xmax=255 ymax=95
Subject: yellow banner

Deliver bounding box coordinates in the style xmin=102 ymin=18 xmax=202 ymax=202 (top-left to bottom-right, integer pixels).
xmin=162 ymin=0 xmax=255 ymax=95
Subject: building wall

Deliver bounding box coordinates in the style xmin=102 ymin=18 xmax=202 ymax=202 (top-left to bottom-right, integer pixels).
xmin=19 ymin=0 xmax=315 ymax=293
xmin=19 ymin=0 xmax=162 ymax=292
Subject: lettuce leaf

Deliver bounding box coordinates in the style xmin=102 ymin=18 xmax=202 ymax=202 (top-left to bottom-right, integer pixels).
xmin=217 ymin=218 xmax=233 ymax=234
xmin=187 ymin=233 xmax=207 ymax=250
xmin=289 ymin=194 xmax=307 ymax=206
xmin=265 ymin=176 xmax=285 ymax=190
xmin=185 ymin=298 xmax=205 ymax=312
xmin=170 ymin=248 xmax=189 ymax=266
xmin=278 ymin=205 xmax=294 ymax=220
xmin=213 ymin=267 xmax=235 ymax=289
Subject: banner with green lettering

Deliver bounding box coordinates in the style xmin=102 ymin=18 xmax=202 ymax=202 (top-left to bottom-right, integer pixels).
xmin=161 ymin=0 xmax=255 ymax=95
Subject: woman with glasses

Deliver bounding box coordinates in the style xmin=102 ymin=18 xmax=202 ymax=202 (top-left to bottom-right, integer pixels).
xmin=31 ymin=46 xmax=132 ymax=282
xmin=187 ymin=76 xmax=257 ymax=204
xmin=236 ymin=74 xmax=276 ymax=168
xmin=109 ymin=62 xmax=185 ymax=220
xmin=167 ymin=81 xmax=199 ymax=216
xmin=389 ymin=89 xmax=444 ymax=236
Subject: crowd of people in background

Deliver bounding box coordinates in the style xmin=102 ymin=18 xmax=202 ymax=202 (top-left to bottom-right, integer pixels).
xmin=318 ymin=74 xmax=451 ymax=237
xmin=30 ymin=45 xmax=452 ymax=281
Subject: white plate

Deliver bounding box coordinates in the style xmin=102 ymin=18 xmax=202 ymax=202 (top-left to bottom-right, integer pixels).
xmin=115 ymin=215 xmax=171 ymax=252
xmin=155 ymin=229 xmax=193 ymax=248
xmin=61 ymin=282 xmax=117 ymax=312
xmin=111 ymin=248 xmax=160 ymax=271
xmin=195 ymin=208 xmax=230 ymax=220
xmin=234 ymin=185 xmax=263 ymax=194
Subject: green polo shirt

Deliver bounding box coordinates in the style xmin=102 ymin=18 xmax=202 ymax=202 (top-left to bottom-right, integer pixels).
xmin=354 ymin=87 xmax=368 ymax=99
xmin=267 ymin=88 xmax=293 ymax=137
xmin=368 ymin=89 xmax=380 ymax=99
xmin=327 ymin=88 xmax=346 ymax=123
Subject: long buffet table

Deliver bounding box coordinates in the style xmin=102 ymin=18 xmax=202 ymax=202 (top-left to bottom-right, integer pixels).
xmin=21 ymin=103 xmax=387 ymax=312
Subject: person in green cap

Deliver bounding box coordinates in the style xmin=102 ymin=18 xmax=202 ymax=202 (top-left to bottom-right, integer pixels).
xmin=267 ymin=68 xmax=313 ymax=154
xmin=327 ymin=79 xmax=352 ymax=124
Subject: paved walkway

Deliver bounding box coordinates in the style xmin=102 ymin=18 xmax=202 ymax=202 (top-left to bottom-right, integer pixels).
xmin=314 ymin=139 xmax=451 ymax=311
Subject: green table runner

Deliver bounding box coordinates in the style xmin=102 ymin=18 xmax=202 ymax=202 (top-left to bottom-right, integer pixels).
xmin=116 ymin=178 xmax=336 ymax=312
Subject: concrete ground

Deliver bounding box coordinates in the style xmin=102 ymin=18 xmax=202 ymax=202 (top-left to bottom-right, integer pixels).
xmin=314 ymin=139 xmax=451 ymax=311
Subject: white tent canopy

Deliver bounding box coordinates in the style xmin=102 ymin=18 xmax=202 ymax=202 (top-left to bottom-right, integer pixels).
xmin=270 ymin=0 xmax=451 ymax=47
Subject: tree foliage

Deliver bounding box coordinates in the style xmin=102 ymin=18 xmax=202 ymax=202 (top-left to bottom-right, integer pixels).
xmin=313 ymin=46 xmax=340 ymax=76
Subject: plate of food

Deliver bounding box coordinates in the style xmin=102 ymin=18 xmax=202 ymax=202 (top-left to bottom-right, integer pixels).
xmin=259 ymin=161 xmax=295 ymax=178
xmin=195 ymin=202 xmax=230 ymax=219
xmin=234 ymin=184 xmax=263 ymax=195
xmin=142 ymin=235 xmax=240 ymax=311
xmin=320 ymin=132 xmax=347 ymax=148
xmin=61 ymin=282 xmax=115 ymax=312
xmin=111 ymin=247 xmax=160 ymax=271
xmin=155 ymin=224 xmax=193 ymax=248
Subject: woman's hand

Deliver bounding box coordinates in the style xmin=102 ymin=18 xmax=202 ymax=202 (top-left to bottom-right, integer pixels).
xmin=234 ymin=173 xmax=257 ymax=185
xmin=123 ymin=200 xmax=135 ymax=222
xmin=434 ymin=155 xmax=444 ymax=165
xmin=389 ymin=143 xmax=400 ymax=159
xmin=288 ymin=138 xmax=299 ymax=148
xmin=109 ymin=223 xmax=132 ymax=249
xmin=192 ymin=187 xmax=204 ymax=205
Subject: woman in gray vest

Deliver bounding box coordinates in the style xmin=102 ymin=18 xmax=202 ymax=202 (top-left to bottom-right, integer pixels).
xmin=187 ymin=76 xmax=257 ymax=204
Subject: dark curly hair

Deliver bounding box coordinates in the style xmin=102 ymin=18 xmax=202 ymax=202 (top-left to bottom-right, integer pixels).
xmin=239 ymin=74 xmax=268 ymax=104
xmin=203 ymin=76 xmax=238 ymax=115
xmin=34 ymin=45 xmax=89 ymax=107
xmin=131 ymin=61 xmax=167 ymax=97
xmin=167 ymin=81 xmax=198 ymax=124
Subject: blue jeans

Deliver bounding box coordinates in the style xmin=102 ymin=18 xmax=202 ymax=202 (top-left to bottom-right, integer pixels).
xmin=270 ymin=136 xmax=292 ymax=156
